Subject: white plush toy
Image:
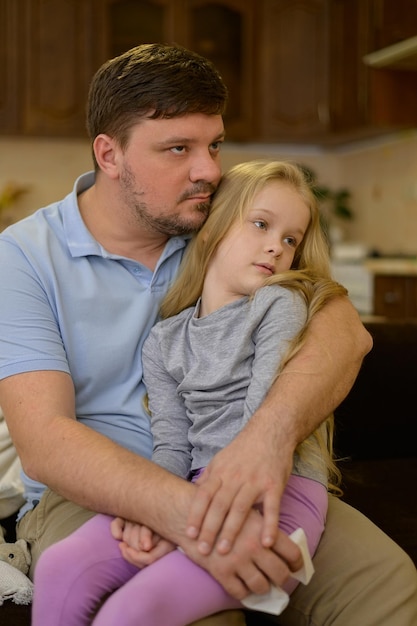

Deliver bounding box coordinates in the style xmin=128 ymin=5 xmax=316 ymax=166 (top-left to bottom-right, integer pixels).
xmin=0 ymin=525 xmax=33 ymax=605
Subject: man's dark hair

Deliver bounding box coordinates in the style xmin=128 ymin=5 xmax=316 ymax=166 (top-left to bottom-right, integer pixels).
xmin=87 ymin=43 xmax=228 ymax=155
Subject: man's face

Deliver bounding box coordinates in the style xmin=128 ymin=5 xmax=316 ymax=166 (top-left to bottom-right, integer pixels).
xmin=117 ymin=113 xmax=225 ymax=236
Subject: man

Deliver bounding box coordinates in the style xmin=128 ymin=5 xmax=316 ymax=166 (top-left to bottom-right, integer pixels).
xmin=0 ymin=44 xmax=415 ymax=625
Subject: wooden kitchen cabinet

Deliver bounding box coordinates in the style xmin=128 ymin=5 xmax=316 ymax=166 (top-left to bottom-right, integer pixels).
xmin=256 ymin=0 xmax=417 ymax=142
xmin=0 ymin=0 xmax=255 ymax=140
xmin=99 ymin=0 xmax=256 ymax=140
xmin=364 ymin=0 xmax=417 ymax=129
xmin=0 ymin=0 xmax=101 ymax=137
xmin=374 ymin=275 xmax=417 ymax=318
xmin=103 ymin=0 xmax=417 ymax=143
xmin=100 ymin=0 xmax=372 ymax=143
xmin=2 ymin=0 xmax=417 ymax=142
xmin=255 ymin=0 xmax=375 ymax=141
xmin=371 ymin=0 xmax=417 ymax=49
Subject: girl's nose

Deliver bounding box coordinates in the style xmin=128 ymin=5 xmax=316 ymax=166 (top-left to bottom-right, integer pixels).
xmin=267 ymin=240 xmax=282 ymax=256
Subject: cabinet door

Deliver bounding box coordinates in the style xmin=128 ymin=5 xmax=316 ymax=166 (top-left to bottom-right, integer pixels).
xmin=184 ymin=0 xmax=255 ymax=139
xmin=0 ymin=0 xmax=100 ymax=137
xmin=0 ymin=0 xmax=23 ymax=133
xmin=101 ymin=0 xmax=180 ymax=59
xmin=328 ymin=0 xmax=373 ymax=133
xmin=22 ymin=0 xmax=99 ymax=137
xmin=257 ymin=0 xmax=329 ymax=140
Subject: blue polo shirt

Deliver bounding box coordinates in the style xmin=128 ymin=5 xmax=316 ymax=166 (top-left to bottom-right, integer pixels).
xmin=0 ymin=172 xmax=188 ymax=516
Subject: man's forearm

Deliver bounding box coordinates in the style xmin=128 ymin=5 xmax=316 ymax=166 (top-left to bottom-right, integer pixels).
xmin=0 ymin=370 xmax=192 ymax=542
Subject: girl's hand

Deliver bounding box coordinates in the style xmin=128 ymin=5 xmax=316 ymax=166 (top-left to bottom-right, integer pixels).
xmin=111 ymin=517 xmax=175 ymax=567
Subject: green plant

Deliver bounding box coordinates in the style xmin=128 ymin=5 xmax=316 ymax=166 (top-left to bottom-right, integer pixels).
xmin=299 ymin=165 xmax=354 ymax=222
xmin=0 ymin=182 xmax=30 ymax=214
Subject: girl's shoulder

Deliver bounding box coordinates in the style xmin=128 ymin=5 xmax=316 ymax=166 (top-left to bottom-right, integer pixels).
xmin=250 ymin=285 xmax=308 ymax=332
xmin=252 ymin=284 xmax=305 ymax=310
xmin=147 ymin=305 xmax=195 ymax=339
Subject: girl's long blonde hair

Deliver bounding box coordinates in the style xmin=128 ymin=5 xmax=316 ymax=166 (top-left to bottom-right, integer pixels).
xmin=162 ymin=160 xmax=347 ymax=493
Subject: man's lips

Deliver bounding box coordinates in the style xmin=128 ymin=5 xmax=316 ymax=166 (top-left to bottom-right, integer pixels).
xmin=186 ymin=194 xmax=211 ymax=202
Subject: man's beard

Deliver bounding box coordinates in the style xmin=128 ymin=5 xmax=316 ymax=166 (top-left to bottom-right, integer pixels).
xmin=120 ymin=165 xmax=215 ymax=237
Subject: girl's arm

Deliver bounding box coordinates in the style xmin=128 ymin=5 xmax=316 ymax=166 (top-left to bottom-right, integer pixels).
xmin=142 ymin=330 xmax=193 ymax=479
xmin=187 ymin=295 xmax=372 ymax=554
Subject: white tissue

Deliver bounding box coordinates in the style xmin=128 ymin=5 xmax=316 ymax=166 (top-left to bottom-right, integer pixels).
xmin=241 ymin=527 xmax=314 ymax=616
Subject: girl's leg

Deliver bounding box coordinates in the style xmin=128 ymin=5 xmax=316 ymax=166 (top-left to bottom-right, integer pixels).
xmin=274 ymin=474 xmax=327 ymax=595
xmin=32 ymin=513 xmax=138 ymax=626
xmin=93 ymin=548 xmax=242 ymax=626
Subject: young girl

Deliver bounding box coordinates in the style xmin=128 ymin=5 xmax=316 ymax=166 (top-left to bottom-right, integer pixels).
xmin=32 ymin=160 xmax=346 ymax=625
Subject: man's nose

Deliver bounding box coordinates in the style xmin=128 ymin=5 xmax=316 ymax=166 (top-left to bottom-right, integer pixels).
xmin=189 ymin=153 xmax=221 ymax=184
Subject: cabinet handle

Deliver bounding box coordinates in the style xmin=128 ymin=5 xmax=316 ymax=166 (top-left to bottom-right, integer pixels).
xmin=384 ymin=291 xmax=401 ymax=303
xmin=317 ymin=102 xmax=330 ymax=126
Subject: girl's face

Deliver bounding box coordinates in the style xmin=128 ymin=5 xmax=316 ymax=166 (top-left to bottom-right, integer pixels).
xmin=205 ymin=181 xmax=311 ymax=307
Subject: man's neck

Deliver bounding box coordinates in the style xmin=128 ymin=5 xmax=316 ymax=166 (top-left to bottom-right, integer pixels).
xmin=78 ymin=185 xmax=168 ymax=270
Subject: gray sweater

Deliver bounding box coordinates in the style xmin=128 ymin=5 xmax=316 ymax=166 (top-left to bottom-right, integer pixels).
xmin=142 ymin=285 xmax=327 ymax=486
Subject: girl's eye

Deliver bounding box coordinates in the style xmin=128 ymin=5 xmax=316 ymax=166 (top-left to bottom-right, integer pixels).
xmin=254 ymin=220 xmax=267 ymax=230
xmin=284 ymin=236 xmax=297 ymax=248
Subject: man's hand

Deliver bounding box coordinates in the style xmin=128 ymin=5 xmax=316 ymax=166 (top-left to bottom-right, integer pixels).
xmin=111 ymin=517 xmax=175 ymax=568
xmin=186 ymin=420 xmax=294 ymax=556
xmin=182 ymin=507 xmax=303 ymax=600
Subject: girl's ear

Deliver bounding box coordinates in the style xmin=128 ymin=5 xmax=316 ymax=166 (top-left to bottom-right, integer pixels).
xmin=93 ymin=134 xmax=120 ymax=179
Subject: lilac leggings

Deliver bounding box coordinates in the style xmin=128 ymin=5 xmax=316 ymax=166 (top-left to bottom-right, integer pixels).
xmin=32 ymin=475 xmax=327 ymax=626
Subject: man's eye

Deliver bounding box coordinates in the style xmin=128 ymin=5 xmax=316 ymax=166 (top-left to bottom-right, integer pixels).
xmin=171 ymin=146 xmax=185 ymax=154
xmin=210 ymin=141 xmax=223 ymax=152
xmin=254 ymin=220 xmax=267 ymax=230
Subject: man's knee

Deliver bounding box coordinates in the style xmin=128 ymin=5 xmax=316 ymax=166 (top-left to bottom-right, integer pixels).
xmin=278 ymin=497 xmax=417 ymax=625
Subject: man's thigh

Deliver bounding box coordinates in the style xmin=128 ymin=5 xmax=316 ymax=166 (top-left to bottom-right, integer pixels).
xmin=276 ymin=496 xmax=417 ymax=626
xmin=17 ymin=489 xmax=96 ymax=579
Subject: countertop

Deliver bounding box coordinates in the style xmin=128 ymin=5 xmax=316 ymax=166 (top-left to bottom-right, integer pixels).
xmin=364 ymin=258 xmax=417 ymax=275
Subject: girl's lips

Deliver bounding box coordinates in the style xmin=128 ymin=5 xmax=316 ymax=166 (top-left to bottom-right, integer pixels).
xmin=255 ymin=263 xmax=274 ymax=275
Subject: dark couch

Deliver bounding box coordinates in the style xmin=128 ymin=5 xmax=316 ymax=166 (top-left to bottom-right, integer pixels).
xmin=335 ymin=319 xmax=417 ymax=566
xmin=1 ymin=319 xmax=416 ymax=624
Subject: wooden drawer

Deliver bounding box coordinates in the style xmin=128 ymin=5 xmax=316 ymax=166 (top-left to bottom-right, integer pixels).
xmin=374 ymin=275 xmax=417 ymax=318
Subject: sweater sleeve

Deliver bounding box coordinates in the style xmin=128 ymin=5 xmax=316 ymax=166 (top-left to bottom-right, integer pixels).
xmin=244 ymin=287 xmax=328 ymax=486
xmin=142 ymin=329 xmax=193 ymax=479
xmin=243 ymin=287 xmax=307 ymax=421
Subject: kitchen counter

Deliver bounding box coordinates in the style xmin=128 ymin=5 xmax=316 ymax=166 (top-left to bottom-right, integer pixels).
xmin=331 ymin=256 xmax=417 ymax=317
xmin=364 ymin=258 xmax=417 ymax=275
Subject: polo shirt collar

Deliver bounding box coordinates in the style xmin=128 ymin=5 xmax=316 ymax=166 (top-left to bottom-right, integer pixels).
xmin=64 ymin=171 xmax=190 ymax=261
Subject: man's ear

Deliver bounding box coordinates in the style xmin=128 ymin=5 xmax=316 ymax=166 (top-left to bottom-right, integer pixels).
xmin=93 ymin=134 xmax=120 ymax=179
